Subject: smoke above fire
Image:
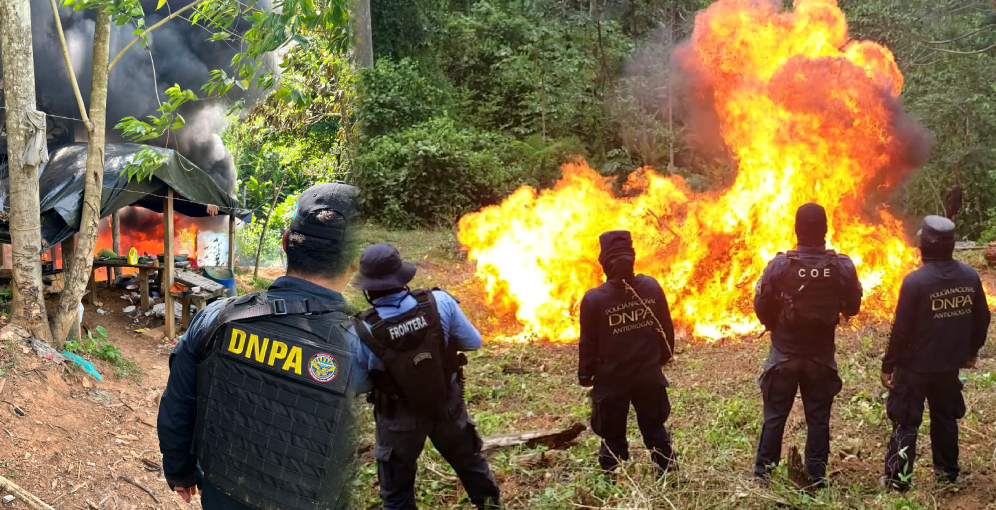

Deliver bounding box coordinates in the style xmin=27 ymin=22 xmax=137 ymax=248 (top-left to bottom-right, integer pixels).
xmin=0 ymin=0 xmax=266 ymax=194
xmin=457 ymin=0 xmax=934 ymax=342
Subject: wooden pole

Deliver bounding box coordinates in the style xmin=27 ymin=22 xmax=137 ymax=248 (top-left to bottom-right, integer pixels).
xmin=0 ymin=474 xmax=56 ymax=510
xmin=111 ymin=212 xmax=121 ymax=278
xmin=228 ymin=214 xmax=236 ymax=271
xmin=163 ymin=189 xmax=175 ymax=339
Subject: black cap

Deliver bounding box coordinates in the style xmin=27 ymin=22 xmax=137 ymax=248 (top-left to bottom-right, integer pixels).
xmin=917 ymin=215 xmax=956 ymax=247
xmin=352 ymin=244 xmax=417 ymax=291
xmin=289 ymin=183 xmax=359 ymax=241
xmin=795 ymin=203 xmax=828 ymax=246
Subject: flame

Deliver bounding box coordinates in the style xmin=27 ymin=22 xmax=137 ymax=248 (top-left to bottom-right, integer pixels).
xmin=92 ymin=206 xmax=224 ymax=280
xmin=457 ymin=0 xmax=929 ymax=342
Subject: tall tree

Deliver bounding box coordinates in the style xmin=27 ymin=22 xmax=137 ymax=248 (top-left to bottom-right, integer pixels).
xmin=0 ymin=0 xmax=53 ymax=342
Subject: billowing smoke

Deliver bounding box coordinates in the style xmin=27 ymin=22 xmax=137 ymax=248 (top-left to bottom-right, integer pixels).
xmin=0 ymin=0 xmax=266 ymax=194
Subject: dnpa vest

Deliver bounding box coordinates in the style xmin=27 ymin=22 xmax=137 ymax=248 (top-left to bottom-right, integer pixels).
xmin=355 ymin=290 xmax=455 ymax=408
xmin=780 ymin=250 xmax=842 ymax=328
xmin=193 ymin=293 xmax=355 ymax=510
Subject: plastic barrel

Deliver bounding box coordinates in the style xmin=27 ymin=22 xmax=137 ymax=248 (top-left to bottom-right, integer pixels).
xmin=202 ymin=266 xmax=237 ymax=297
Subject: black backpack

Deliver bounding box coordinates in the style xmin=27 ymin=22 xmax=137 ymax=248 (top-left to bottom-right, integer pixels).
xmin=779 ymin=250 xmax=842 ymax=328
xmin=354 ymin=290 xmax=457 ymax=408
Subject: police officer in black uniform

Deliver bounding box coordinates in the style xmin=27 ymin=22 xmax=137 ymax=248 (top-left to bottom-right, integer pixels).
xmin=349 ymin=244 xmax=501 ymax=510
xmin=752 ymin=203 xmax=862 ymax=487
xmin=880 ymin=215 xmax=991 ymax=490
xmin=158 ymin=183 xmax=360 ymax=510
xmin=578 ymin=230 xmax=677 ymax=475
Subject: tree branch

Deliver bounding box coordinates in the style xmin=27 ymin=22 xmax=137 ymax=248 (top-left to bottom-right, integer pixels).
xmin=919 ymin=41 xmax=996 ymax=55
xmin=48 ymin=0 xmax=91 ymax=131
xmin=923 ymin=25 xmax=994 ymax=45
xmin=108 ymin=0 xmax=200 ymax=72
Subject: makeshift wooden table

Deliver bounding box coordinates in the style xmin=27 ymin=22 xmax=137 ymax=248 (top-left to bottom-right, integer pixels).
xmin=170 ymin=269 xmax=227 ymax=331
xmin=88 ymin=259 xmax=163 ymax=312
xmin=171 ymin=287 xmax=225 ymax=331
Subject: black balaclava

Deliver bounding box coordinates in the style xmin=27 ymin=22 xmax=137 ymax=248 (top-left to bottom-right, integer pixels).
xmin=918 ymin=215 xmax=956 ymax=261
xmin=795 ymin=203 xmax=828 ymax=247
xmin=598 ymin=230 xmax=636 ymax=281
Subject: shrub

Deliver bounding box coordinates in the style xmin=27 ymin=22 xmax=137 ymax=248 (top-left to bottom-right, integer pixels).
xmin=357 ymin=117 xmax=527 ymax=228
xmin=357 ymin=58 xmax=453 ymax=138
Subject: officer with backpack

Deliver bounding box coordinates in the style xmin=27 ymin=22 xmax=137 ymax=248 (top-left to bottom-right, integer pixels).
xmin=880 ymin=216 xmax=991 ymax=491
xmin=158 ymin=183 xmax=360 ymax=510
xmin=349 ymin=243 xmax=501 ymax=510
xmin=752 ymin=203 xmax=863 ymax=488
xmin=578 ymin=230 xmax=677 ymax=476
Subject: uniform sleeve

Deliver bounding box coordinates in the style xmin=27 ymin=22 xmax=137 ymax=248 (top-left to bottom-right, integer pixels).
xmin=882 ymin=274 xmax=918 ymax=374
xmin=656 ymin=283 xmax=675 ymax=364
xmin=157 ymin=300 xmax=223 ymax=489
xmin=971 ymin=275 xmax=991 ymax=357
xmin=343 ymin=323 xmax=374 ymax=394
xmin=578 ymin=294 xmax=597 ymax=384
xmin=838 ymin=256 xmax=863 ymax=317
xmin=433 ymin=290 xmax=482 ymax=351
xmin=753 ymin=258 xmax=781 ymax=330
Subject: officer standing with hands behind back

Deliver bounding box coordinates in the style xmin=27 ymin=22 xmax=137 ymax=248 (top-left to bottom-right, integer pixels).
xmin=880 ymin=215 xmax=991 ymax=491
xmin=349 ymin=244 xmax=501 ymax=510
xmin=752 ymin=203 xmax=862 ymax=488
xmin=578 ymin=230 xmax=677 ymax=476
xmin=158 ymin=183 xmax=361 ymax=510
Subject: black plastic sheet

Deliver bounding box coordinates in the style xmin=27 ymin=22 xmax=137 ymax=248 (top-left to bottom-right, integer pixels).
xmin=0 ymin=143 xmax=248 ymax=251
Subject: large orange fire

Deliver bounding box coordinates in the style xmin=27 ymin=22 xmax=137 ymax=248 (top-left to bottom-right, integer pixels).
xmin=458 ymin=0 xmax=932 ymax=342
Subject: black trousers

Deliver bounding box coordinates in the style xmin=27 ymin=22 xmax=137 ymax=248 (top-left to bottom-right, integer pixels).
xmin=590 ymin=377 xmax=675 ymax=472
xmin=884 ymin=370 xmax=965 ymax=486
xmin=754 ymin=358 xmax=842 ymax=481
xmin=372 ymin=385 xmax=500 ymax=510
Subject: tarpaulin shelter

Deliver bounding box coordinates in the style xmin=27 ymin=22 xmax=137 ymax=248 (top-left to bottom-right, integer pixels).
xmin=0 ymin=143 xmax=248 ymax=247
xmin=0 ymin=143 xmax=249 ymax=338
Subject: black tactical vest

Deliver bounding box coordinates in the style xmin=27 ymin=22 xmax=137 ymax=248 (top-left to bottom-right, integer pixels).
xmin=355 ymin=290 xmax=455 ymax=408
xmin=780 ymin=250 xmax=842 ymax=328
xmin=193 ymin=293 xmax=355 ymax=510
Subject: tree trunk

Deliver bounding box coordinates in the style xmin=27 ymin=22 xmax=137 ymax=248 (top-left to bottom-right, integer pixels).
xmin=111 ymin=212 xmax=121 ymax=278
xmin=51 ymin=11 xmax=111 ymax=347
xmin=351 ymin=0 xmax=373 ymax=67
xmin=0 ymin=0 xmax=53 ymax=342
xmin=253 ymin=180 xmax=283 ymax=279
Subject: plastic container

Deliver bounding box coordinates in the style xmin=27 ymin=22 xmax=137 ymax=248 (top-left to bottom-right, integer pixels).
xmin=202 ymin=266 xmax=237 ymax=297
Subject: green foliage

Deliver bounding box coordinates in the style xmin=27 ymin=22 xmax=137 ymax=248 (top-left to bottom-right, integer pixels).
xmin=65 ymin=325 xmax=142 ymax=380
xmin=370 ymin=0 xmax=447 ymax=59
xmin=96 ymin=248 xmax=118 ymax=258
xmin=357 ymin=117 xmax=527 ymax=227
xmin=358 ymin=58 xmax=452 ymax=138
xmin=66 ymin=326 xmax=121 ymax=364
xmin=0 ymin=286 xmax=12 ymax=304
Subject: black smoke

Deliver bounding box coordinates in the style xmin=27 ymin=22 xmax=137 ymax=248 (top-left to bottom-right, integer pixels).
xmin=0 ymin=0 xmax=265 ymax=195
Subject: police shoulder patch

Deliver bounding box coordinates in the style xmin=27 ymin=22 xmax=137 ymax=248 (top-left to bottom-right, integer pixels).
xmin=308 ymin=353 xmax=339 ymax=383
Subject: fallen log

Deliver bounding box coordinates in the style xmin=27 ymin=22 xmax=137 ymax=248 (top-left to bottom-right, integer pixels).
xmin=355 ymin=423 xmax=587 ymax=458
xmin=0 ymin=474 xmax=56 ymax=510
xmin=481 ymin=422 xmax=586 ymax=453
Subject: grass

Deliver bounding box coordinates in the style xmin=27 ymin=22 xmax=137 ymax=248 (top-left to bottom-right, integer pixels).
xmin=0 ymin=336 xmax=21 ymax=376
xmin=346 ymin=228 xmax=996 ymax=509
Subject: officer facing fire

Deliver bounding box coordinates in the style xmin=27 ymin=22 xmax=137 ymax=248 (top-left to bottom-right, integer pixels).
xmin=752 ymin=203 xmax=862 ymax=487
xmin=880 ymin=215 xmax=991 ymax=490
xmin=578 ymin=230 xmax=677 ymax=475
xmin=349 ymin=244 xmax=501 ymax=510
xmin=158 ymin=183 xmax=361 ymax=509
